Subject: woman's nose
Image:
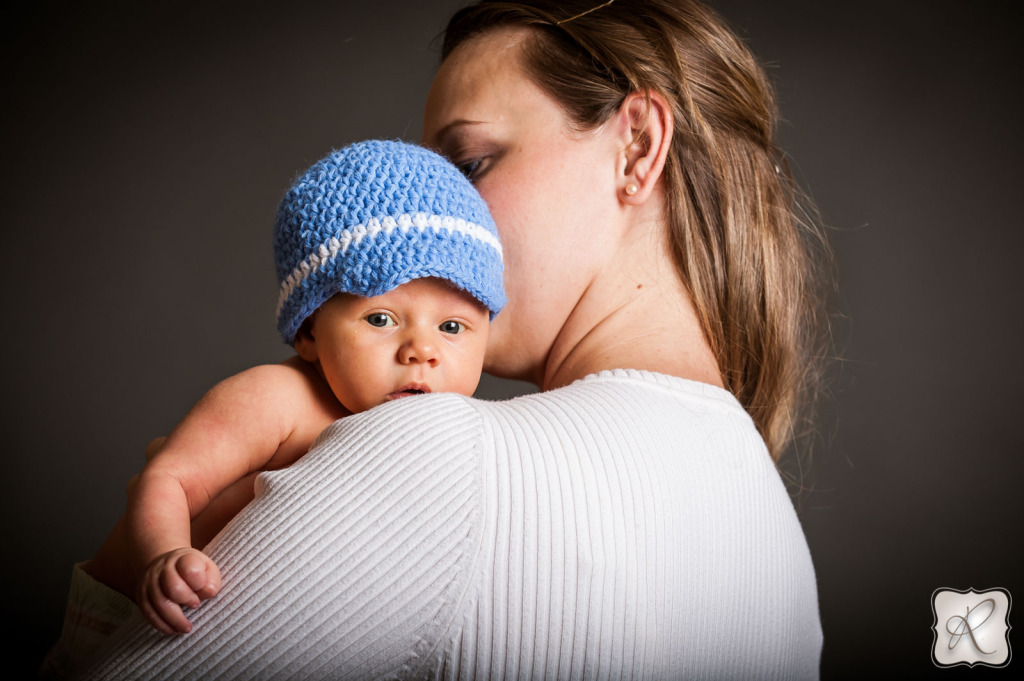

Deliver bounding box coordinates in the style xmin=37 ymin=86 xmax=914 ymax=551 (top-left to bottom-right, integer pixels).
xmin=398 ymin=332 xmax=438 ymax=366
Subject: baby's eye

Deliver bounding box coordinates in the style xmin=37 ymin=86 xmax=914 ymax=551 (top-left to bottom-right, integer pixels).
xmin=439 ymin=320 xmax=466 ymax=335
xmin=365 ymin=313 xmax=396 ymax=328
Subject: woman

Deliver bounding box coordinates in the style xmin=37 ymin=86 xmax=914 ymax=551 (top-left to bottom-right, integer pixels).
xmin=73 ymin=1 xmax=829 ymax=678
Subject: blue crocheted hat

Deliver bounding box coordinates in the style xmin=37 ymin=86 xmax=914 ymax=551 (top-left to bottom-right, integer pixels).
xmin=273 ymin=140 xmax=505 ymax=344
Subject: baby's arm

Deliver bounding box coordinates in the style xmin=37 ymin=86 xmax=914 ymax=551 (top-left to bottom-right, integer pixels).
xmin=127 ymin=357 xmax=347 ymax=634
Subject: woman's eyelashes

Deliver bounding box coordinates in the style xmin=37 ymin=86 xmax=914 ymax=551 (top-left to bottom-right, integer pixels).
xmin=455 ymin=157 xmax=484 ymax=181
xmin=448 ymin=145 xmax=500 ymax=182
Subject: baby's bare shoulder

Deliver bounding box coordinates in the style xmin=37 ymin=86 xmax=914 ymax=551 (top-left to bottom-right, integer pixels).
xmin=210 ymin=358 xmax=328 ymax=406
xmin=250 ymin=358 xmax=350 ymax=469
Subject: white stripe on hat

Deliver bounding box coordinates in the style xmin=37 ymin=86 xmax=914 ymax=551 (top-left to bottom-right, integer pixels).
xmin=275 ymin=212 xmax=503 ymax=319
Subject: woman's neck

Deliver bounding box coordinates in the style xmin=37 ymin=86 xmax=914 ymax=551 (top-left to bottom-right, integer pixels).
xmin=542 ymin=224 xmax=723 ymax=391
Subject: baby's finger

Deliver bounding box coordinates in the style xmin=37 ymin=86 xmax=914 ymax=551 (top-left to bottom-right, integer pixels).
xmin=139 ymin=578 xmax=190 ymax=635
xmin=176 ymin=552 xmax=220 ymax=600
xmin=150 ymin=591 xmax=193 ymax=634
xmin=194 ymin=559 xmax=221 ymax=600
xmin=159 ymin=562 xmax=201 ymax=610
xmin=138 ymin=592 xmax=182 ymax=636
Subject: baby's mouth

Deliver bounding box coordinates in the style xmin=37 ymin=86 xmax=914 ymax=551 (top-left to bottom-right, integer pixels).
xmin=389 ymin=383 xmax=431 ymax=399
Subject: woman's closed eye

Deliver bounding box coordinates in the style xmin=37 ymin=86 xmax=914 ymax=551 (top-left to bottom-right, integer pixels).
xmin=454 ymin=157 xmax=484 ymax=181
xmin=365 ymin=313 xmax=397 ymax=328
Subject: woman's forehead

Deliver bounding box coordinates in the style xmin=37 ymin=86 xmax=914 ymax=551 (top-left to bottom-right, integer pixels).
xmin=423 ymin=29 xmax=533 ymax=143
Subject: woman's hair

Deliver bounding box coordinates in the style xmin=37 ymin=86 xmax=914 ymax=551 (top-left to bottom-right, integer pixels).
xmin=442 ymin=0 xmax=833 ymax=461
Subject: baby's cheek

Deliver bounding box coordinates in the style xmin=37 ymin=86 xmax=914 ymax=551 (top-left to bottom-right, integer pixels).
xmin=456 ymin=366 xmax=484 ymax=397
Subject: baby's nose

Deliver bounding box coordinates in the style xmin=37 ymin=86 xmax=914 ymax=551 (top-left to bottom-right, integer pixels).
xmin=398 ymin=332 xmax=438 ymax=366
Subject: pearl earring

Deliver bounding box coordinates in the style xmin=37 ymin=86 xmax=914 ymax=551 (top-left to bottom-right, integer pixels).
xmin=625 ymin=183 xmax=638 ymax=196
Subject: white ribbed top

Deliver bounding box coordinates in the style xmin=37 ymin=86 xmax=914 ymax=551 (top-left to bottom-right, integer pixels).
xmin=81 ymin=370 xmax=821 ymax=680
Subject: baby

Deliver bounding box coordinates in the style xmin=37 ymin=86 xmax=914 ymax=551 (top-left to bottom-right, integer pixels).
xmin=85 ymin=140 xmax=505 ymax=637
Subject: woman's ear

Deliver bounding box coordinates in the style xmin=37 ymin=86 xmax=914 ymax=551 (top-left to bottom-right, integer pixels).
xmin=293 ymin=317 xmax=320 ymax=362
xmin=615 ymin=90 xmax=673 ymax=205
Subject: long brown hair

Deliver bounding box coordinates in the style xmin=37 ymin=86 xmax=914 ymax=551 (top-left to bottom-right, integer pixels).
xmin=441 ymin=0 xmax=833 ymax=461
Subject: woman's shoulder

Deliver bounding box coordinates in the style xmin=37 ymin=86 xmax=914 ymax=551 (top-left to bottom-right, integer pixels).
xmin=571 ymin=368 xmax=745 ymax=408
xmin=308 ymin=368 xmax=743 ymax=426
xmin=310 ymin=391 xmax=483 ymax=447
xmin=476 ymin=368 xmax=746 ymax=411
xmin=471 ymin=368 xmax=756 ymax=437
xmin=299 ymin=371 xmax=766 ymax=476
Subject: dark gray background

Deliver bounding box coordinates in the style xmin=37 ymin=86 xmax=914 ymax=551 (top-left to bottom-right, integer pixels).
xmin=2 ymin=1 xmax=1020 ymax=678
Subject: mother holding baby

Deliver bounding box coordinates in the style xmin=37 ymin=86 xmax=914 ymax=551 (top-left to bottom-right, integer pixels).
xmin=79 ymin=0 xmax=829 ymax=678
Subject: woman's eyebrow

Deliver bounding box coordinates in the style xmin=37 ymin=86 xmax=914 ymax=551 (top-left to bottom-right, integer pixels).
xmin=431 ymin=119 xmax=487 ymax=149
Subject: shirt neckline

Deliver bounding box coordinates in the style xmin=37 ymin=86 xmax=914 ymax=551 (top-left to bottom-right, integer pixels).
xmin=579 ymin=368 xmax=743 ymax=410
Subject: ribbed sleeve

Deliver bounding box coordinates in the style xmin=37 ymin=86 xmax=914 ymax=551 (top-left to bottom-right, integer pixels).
xmin=78 ymin=369 xmax=821 ymax=680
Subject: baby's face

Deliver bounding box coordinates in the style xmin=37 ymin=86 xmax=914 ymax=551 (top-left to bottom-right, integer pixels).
xmin=301 ymin=277 xmax=490 ymax=414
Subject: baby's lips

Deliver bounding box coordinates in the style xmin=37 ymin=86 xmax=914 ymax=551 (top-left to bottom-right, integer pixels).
xmin=389 ymin=383 xmax=431 ymax=398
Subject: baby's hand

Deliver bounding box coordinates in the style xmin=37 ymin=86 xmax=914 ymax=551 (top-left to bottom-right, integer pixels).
xmin=137 ymin=547 xmax=222 ymax=635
